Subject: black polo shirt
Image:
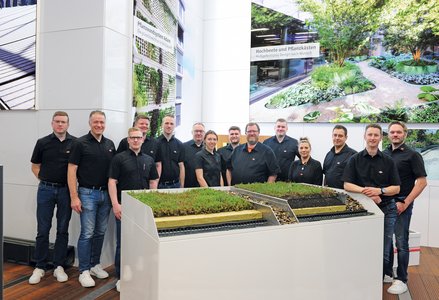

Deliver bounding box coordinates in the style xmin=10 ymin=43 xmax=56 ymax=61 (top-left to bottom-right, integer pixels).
xmin=263 ymin=135 xmax=299 ymax=181
xmin=183 ymin=140 xmax=203 ymax=188
xmin=342 ymin=149 xmax=401 ymax=201
xmin=227 ymin=142 xmax=280 ymax=185
xmin=69 ymin=132 xmax=116 ymax=188
xmin=217 ymin=144 xmax=236 ymax=184
xmin=108 ymin=149 xmax=159 ymax=202
xmin=323 ymin=144 xmax=357 ymax=189
xmin=117 ymin=136 xmax=158 ymax=161
xmin=288 ymin=157 xmax=323 ymax=185
xmin=383 ymin=143 xmax=427 ymax=197
xmin=31 ymin=132 xmax=76 ymax=184
xmin=194 ymin=148 xmax=222 ymax=187
xmin=155 ymin=134 xmax=185 ymax=183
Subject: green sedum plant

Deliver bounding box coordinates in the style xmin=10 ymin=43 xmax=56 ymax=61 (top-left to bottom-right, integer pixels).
xmin=131 ymin=189 xmax=254 ymax=217
xmin=236 ymin=182 xmax=336 ymax=198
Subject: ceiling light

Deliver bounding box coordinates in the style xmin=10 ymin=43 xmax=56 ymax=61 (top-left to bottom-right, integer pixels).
xmin=256 ymin=34 xmax=277 ymax=38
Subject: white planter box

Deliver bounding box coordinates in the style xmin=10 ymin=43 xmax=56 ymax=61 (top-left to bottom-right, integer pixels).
xmin=121 ymin=187 xmax=384 ymax=300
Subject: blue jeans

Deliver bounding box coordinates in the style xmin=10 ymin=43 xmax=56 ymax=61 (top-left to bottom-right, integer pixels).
xmin=381 ymin=199 xmax=398 ymax=279
xmin=34 ymin=183 xmax=72 ymax=269
xmin=389 ymin=198 xmax=413 ymax=283
xmin=115 ymin=217 xmax=121 ymax=279
xmin=77 ymin=187 xmax=111 ymax=273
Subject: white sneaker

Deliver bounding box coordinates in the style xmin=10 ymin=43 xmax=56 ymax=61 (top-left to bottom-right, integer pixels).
xmin=53 ymin=266 xmax=68 ymax=282
xmin=90 ymin=264 xmax=109 ymax=279
xmin=387 ymin=279 xmax=408 ymax=294
xmin=383 ymin=274 xmax=393 ymax=283
xmin=79 ymin=270 xmax=95 ymax=288
xmin=29 ymin=268 xmax=45 ymax=284
xmin=116 ymin=280 xmax=120 ymax=292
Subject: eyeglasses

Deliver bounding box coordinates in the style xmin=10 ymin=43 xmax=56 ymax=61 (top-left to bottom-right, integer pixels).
xmin=129 ymin=136 xmax=143 ymax=140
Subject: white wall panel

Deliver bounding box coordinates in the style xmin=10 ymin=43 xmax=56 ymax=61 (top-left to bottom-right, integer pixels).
xmin=202 ymin=17 xmax=251 ymax=71
xmin=37 ymin=28 xmax=105 ymax=110
xmin=410 ymin=185 xmax=431 ymax=245
xmin=203 ymin=0 xmax=251 ymax=20
xmin=38 ymin=0 xmax=105 ymax=33
xmin=0 ymin=113 xmax=38 ymax=185
xmin=102 ymin=29 xmax=132 ymax=113
xmin=104 ymin=0 xmax=133 ymax=36
xmin=427 ymin=183 xmax=439 ymax=247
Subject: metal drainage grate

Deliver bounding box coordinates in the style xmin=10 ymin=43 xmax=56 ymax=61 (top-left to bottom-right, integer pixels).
xmin=297 ymin=210 xmax=371 ymax=222
xmin=158 ymin=219 xmax=269 ymax=237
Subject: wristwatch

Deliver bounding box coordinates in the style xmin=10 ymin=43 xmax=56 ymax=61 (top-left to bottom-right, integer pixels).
xmin=380 ymin=187 xmax=386 ymax=195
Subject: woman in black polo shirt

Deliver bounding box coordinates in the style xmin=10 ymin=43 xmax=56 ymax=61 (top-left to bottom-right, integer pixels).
xmin=288 ymin=137 xmax=323 ymax=185
xmin=194 ymin=130 xmax=223 ymax=187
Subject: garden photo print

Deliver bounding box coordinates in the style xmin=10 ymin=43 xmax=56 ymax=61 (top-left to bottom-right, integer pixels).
xmin=249 ymin=0 xmax=439 ymax=123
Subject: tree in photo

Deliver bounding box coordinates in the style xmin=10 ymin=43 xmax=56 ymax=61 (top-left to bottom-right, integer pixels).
xmin=297 ymin=0 xmax=384 ymax=66
xmin=381 ymin=0 xmax=439 ymax=63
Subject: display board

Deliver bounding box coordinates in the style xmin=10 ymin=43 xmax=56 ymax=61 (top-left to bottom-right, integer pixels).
xmin=132 ymin=0 xmax=178 ymax=136
xmin=0 ymin=1 xmax=37 ymax=110
xmin=249 ymin=0 xmax=439 ymax=123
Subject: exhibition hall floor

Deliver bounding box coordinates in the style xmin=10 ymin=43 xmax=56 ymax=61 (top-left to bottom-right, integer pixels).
xmin=3 ymin=247 xmax=439 ymax=299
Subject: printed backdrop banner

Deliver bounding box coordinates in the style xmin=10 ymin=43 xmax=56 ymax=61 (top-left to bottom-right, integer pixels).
xmin=249 ymin=0 xmax=439 ymax=123
xmin=132 ymin=0 xmax=177 ymax=137
xmin=0 ymin=2 xmax=37 ymax=110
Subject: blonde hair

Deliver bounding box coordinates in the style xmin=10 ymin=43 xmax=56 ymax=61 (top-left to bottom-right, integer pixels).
xmin=128 ymin=127 xmax=142 ymax=135
xmin=299 ymin=137 xmax=311 ymax=148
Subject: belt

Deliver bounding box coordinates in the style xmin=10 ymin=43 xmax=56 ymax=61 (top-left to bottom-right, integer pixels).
xmin=161 ymin=179 xmax=179 ymax=185
xmin=40 ymin=181 xmax=67 ymax=187
xmin=79 ymin=185 xmax=108 ymax=191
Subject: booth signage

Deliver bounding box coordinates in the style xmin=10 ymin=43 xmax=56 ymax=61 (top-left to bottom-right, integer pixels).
xmin=250 ymin=43 xmax=320 ymax=62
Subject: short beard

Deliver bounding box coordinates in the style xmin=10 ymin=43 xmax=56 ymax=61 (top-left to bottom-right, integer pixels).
xmin=247 ymin=139 xmax=258 ymax=146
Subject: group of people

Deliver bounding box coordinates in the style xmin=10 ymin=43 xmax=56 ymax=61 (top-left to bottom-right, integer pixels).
xmin=29 ymin=111 xmax=427 ymax=296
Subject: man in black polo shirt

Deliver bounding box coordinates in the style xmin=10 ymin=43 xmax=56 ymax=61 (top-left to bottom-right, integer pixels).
xmin=263 ymin=118 xmax=299 ymax=181
xmin=217 ymin=126 xmax=241 ymax=184
xmin=68 ymin=110 xmax=116 ymax=288
xmin=384 ymin=121 xmax=427 ymax=295
xmin=108 ymin=127 xmax=159 ymax=292
xmin=116 ymin=114 xmax=158 ymax=161
xmin=156 ymin=115 xmax=185 ymax=188
xmin=323 ymin=124 xmax=357 ymax=189
xmin=227 ymin=122 xmax=280 ymax=185
xmin=183 ymin=122 xmax=205 ymax=187
xmin=29 ymin=111 xmax=76 ymax=285
xmin=342 ymin=123 xmax=400 ymax=282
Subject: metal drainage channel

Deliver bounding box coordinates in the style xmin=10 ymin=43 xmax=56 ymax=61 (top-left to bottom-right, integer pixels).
xmin=158 ymin=219 xmax=269 ymax=237
xmin=297 ymin=210 xmax=371 ymax=222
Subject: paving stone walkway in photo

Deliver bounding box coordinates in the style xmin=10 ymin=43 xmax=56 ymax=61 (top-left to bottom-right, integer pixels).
xmin=250 ymin=60 xmax=439 ymax=122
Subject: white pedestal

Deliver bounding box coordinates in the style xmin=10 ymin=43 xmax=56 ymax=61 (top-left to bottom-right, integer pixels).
xmin=121 ymin=189 xmax=384 ymax=300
